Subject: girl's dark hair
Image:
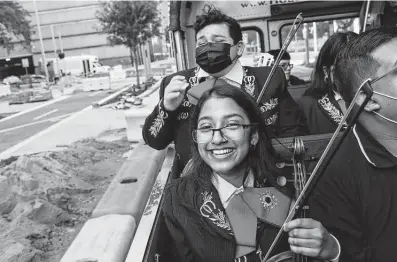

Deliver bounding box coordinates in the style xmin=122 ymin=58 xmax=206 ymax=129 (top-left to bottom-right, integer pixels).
xmin=187 ymin=84 xmax=280 ymax=190
xmin=304 ymin=32 xmax=358 ymax=98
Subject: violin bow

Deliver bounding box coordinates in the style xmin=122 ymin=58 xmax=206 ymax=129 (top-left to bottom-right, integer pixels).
xmin=262 ymin=79 xmax=375 ymax=261
xmin=256 ymin=13 xmax=304 ymax=104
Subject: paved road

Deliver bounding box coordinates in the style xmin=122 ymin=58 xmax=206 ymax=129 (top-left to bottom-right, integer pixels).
xmin=0 ymin=90 xmax=111 ymax=154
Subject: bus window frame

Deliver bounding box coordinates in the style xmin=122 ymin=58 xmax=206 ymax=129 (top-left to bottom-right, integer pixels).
xmin=241 ymin=26 xmax=265 ymax=53
xmin=268 ymin=12 xmax=359 ymax=50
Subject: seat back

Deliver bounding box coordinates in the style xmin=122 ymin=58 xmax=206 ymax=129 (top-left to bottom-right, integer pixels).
xmin=288 ymin=83 xmax=310 ymax=102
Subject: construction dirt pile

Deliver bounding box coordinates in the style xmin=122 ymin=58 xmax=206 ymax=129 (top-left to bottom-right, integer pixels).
xmin=0 ymin=130 xmax=132 ymax=262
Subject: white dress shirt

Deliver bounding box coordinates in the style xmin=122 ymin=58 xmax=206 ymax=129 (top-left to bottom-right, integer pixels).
xmin=334 ymin=91 xmax=347 ymax=114
xmin=197 ymin=60 xmax=244 ymax=88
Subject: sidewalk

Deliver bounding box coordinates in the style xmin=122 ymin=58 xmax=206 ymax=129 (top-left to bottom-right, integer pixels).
xmin=1 ymin=107 xmax=127 ymax=158
xmin=1 ymin=89 xmax=161 ymax=159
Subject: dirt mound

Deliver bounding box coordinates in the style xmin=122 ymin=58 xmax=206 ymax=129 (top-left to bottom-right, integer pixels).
xmin=0 ymin=135 xmax=131 ymax=262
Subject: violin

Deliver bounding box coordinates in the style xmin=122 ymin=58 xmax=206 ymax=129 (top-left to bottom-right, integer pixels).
xmin=265 ymin=138 xmax=327 ymax=262
xmin=261 ymin=80 xmax=375 ymax=262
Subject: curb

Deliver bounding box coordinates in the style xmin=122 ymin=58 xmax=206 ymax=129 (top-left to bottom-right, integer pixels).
xmin=125 ymin=146 xmax=175 ymax=261
xmin=61 ymin=143 xmax=171 ymax=262
xmin=91 ymin=141 xmax=167 ymax=218
xmin=60 ymin=214 xmax=136 ymax=262
xmin=137 ymin=79 xmax=162 ymax=99
xmin=92 ymin=85 xmax=131 ymax=108
xmin=92 ymin=77 xmax=162 ymax=108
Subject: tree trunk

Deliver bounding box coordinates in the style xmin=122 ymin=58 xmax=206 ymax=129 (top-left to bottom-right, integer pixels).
xmin=133 ymin=48 xmax=140 ymax=87
xmin=129 ymin=48 xmax=134 ymax=68
xmin=129 ymin=47 xmax=137 ymax=91
xmin=138 ymin=44 xmax=143 ymax=65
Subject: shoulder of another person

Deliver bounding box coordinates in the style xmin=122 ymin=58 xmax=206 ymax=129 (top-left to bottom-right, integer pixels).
xmin=248 ymin=66 xmax=284 ymax=79
xmin=290 ymin=75 xmax=304 ymax=81
xmin=244 ymin=65 xmax=271 ymax=75
xmin=298 ymin=95 xmax=318 ymax=108
xmin=323 ymin=132 xmax=360 ymax=178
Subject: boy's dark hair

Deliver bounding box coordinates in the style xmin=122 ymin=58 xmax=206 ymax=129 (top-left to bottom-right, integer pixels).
xmin=194 ymin=5 xmax=242 ymax=44
xmin=268 ymin=49 xmax=291 ymax=60
xmin=334 ymin=27 xmax=397 ymax=103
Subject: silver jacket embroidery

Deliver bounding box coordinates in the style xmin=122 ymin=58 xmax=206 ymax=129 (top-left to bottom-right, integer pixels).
xmin=243 ymin=69 xmax=255 ymax=97
xmin=318 ymin=94 xmax=347 ymax=127
xmin=260 ymin=98 xmax=279 ymax=125
xmin=149 ymin=101 xmax=169 ymax=137
xmin=200 ymin=191 xmax=233 ymax=234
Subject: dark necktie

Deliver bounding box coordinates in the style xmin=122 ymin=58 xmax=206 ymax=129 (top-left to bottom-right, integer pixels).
xmin=198 ymin=76 xmax=209 ymax=83
xmin=225 ymin=187 xmax=292 ymax=258
xmin=225 ymin=193 xmax=257 ymax=258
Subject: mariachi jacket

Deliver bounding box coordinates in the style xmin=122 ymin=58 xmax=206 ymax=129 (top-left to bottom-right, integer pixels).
xmin=162 ymin=172 xmax=291 ymax=262
xmin=142 ymin=66 xmax=309 ymax=175
xmin=298 ymin=93 xmax=346 ymax=135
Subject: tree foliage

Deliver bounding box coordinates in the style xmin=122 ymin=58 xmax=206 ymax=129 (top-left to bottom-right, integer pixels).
xmin=96 ymin=1 xmax=162 ymax=85
xmin=0 ymin=1 xmax=31 ymax=51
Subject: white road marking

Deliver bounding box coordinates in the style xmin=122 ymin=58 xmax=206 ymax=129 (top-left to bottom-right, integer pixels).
xmin=0 ymin=95 xmax=70 ymax=124
xmin=88 ymin=91 xmax=103 ymax=97
xmin=0 ymin=87 xmax=121 ymax=160
xmin=0 ymin=105 xmax=92 ymax=160
xmin=0 ymin=113 xmax=73 ymax=134
xmin=33 ymin=109 xmax=59 ymax=120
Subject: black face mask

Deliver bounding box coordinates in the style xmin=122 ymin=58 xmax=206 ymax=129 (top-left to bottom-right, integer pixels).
xmin=195 ymin=42 xmax=235 ymax=74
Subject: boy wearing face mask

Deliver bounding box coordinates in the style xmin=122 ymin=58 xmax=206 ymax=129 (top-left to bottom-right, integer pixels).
xmin=142 ymin=6 xmax=308 ymax=177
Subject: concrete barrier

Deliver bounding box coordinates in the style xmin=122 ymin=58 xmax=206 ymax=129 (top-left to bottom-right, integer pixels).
xmin=0 ymin=84 xmax=11 ymax=98
xmin=82 ymin=77 xmax=111 ymax=92
xmin=60 ymin=214 xmax=136 ymax=262
xmin=125 ymin=146 xmax=175 ymax=262
xmin=0 ymin=100 xmax=11 ymax=114
xmin=109 ymin=69 xmax=126 ymax=80
xmin=124 ymin=107 xmax=153 ymax=142
xmin=91 ymin=142 xmax=167 ymax=220
xmin=151 ymin=67 xmax=166 ymax=76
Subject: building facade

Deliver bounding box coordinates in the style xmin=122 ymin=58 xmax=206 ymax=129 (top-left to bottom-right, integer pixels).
xmin=0 ymin=1 xmax=170 ymax=79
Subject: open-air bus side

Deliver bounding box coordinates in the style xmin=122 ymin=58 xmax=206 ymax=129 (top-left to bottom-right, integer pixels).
xmin=60 ymin=1 xmax=397 ymax=262
xmin=128 ymin=2 xmax=363 ymax=262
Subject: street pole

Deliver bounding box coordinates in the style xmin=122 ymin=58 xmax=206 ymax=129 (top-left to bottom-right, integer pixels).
xmin=50 ymin=24 xmax=60 ymax=78
xmin=58 ymin=31 xmax=63 ymax=53
xmin=33 ymin=0 xmax=49 ymax=82
xmin=313 ymin=22 xmax=318 ymax=53
xmin=303 ymin=23 xmax=310 ymax=65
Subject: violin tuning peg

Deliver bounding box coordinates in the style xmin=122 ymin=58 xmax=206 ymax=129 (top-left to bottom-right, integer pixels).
xmin=276 ymin=162 xmax=294 ymax=168
xmin=277 ymin=176 xmax=287 ymax=186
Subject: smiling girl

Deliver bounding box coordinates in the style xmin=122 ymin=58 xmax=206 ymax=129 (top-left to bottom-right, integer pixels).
xmin=162 ymin=83 xmax=340 ymax=262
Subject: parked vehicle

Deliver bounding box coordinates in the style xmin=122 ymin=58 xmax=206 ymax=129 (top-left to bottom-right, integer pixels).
xmin=43 ymin=55 xmax=109 ymax=78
